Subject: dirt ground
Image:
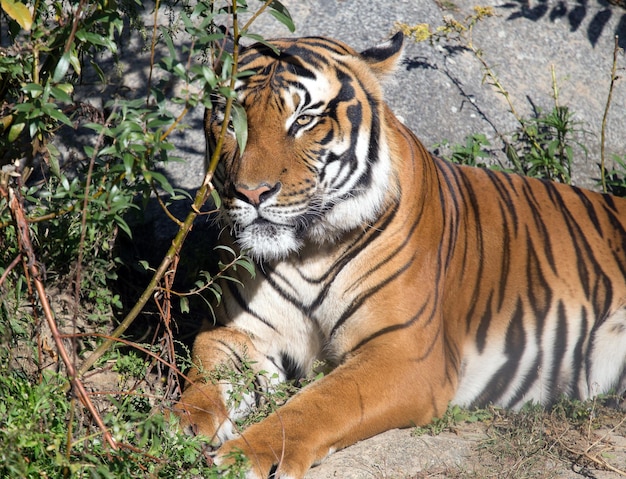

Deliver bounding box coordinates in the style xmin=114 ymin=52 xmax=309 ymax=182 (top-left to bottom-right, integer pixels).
xmin=304 ymin=403 xmax=626 ymax=479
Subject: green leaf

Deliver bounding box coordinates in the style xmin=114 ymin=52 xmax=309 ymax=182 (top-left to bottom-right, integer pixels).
xmin=42 ymin=103 xmax=73 ymax=127
xmin=138 ymin=260 xmax=151 ymax=272
xmin=241 ymin=33 xmax=281 ymax=55
xmin=52 ymin=52 xmax=71 ymax=83
xmin=214 ymin=245 xmax=236 ymax=257
xmin=231 ymin=102 xmax=248 ymax=153
xmin=200 ymin=65 xmax=218 ymax=88
xmin=114 ymin=215 xmax=133 ymax=238
xmin=22 ymin=83 xmax=44 ymax=97
xmin=267 ymin=0 xmax=295 ymax=32
xmin=75 ymin=30 xmax=116 ymax=51
xmin=179 ymin=297 xmax=189 ymax=314
xmin=236 ymin=258 xmax=256 ymax=278
xmin=160 ymin=27 xmax=177 ymax=58
xmin=210 ymin=187 xmax=222 ymax=208
xmin=51 ymin=85 xmax=73 ymax=104
xmin=8 ymin=122 xmax=25 ymax=142
xmin=89 ymin=59 xmax=105 ymax=83
xmin=143 ymin=170 xmax=175 ymax=195
xmin=1 ymin=0 xmax=32 ymax=31
xmin=47 ymin=143 xmax=61 ymax=177
xmin=68 ymin=48 xmax=81 ymax=76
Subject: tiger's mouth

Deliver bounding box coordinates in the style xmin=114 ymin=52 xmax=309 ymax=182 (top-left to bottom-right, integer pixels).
xmin=234 ymin=217 xmax=304 ymax=261
xmin=248 ymin=217 xmax=281 ymax=234
xmin=225 ymin=193 xmax=331 ymax=261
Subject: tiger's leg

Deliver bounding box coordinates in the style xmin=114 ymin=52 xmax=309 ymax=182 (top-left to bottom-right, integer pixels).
xmin=174 ymin=326 xmax=286 ymax=445
xmin=215 ymin=337 xmax=455 ymax=479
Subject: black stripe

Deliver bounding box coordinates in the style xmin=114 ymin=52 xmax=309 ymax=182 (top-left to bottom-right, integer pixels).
xmin=519 ymin=180 xmax=558 ymax=273
xmin=222 ymin=279 xmax=278 ymax=332
xmin=475 ymin=290 xmax=494 ymax=354
xmin=360 ymin=32 xmax=403 ymax=62
xmin=280 ymin=352 xmax=306 ymax=381
xmin=573 ymin=187 xmax=604 ymax=237
xmin=494 ymin=197 xmax=513 ymax=312
xmin=472 ymin=298 xmax=526 ymax=407
xmin=457 ymin=169 xmax=487 ymax=333
xmin=549 ymin=301 xmax=568 ymax=399
xmin=548 ymin=185 xmax=616 ymax=318
xmin=290 ymin=37 xmax=354 ymax=56
xmin=348 ymin=294 xmax=432 ymax=355
xmin=525 ymin=225 xmax=552 ymax=320
xmin=484 ymin=168 xmax=520 ymax=234
xmin=307 ymin=203 xmax=400 ymax=312
xmin=434 ymin=160 xmax=463 ymax=270
xmin=571 ymin=305 xmax=589 ymax=399
xmin=602 ymin=199 xmax=626 ymax=278
xmin=330 ymin=258 xmax=415 ymax=338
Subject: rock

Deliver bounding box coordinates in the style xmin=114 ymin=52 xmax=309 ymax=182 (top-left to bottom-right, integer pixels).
xmin=303 ymin=428 xmax=474 ymax=479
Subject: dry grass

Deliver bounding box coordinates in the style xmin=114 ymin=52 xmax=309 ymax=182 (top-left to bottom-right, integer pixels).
xmin=410 ymin=397 xmax=626 ymax=479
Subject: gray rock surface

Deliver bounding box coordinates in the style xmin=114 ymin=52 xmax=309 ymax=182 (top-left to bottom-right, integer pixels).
xmin=303 ymin=428 xmax=476 ymax=479
xmin=166 ymin=0 xmax=626 ymax=193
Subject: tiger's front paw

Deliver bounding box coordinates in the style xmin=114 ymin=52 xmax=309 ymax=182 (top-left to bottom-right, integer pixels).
xmin=215 ymin=436 xmax=311 ymax=479
xmin=173 ymin=385 xmax=235 ymax=445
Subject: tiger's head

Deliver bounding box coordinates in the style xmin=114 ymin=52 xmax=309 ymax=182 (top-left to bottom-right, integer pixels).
xmin=207 ymin=33 xmax=404 ymax=261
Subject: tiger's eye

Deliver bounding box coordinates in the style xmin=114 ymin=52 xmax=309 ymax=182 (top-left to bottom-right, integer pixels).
xmin=296 ymin=115 xmax=314 ymax=127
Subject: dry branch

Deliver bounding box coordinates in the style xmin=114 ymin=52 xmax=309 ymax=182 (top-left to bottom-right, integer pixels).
xmin=1 ymin=181 xmax=117 ymax=450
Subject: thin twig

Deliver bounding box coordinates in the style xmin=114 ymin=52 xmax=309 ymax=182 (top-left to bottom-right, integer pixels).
xmin=73 ymin=105 xmax=110 ymax=358
xmin=146 ymin=0 xmax=161 ymax=106
xmin=241 ymin=0 xmax=276 ymax=33
xmin=557 ymin=414 xmax=626 ymax=477
xmin=560 ymin=441 xmax=626 ymax=476
xmin=584 ymin=415 xmax=626 ymax=466
xmin=600 ymin=35 xmax=622 ymax=193
xmin=149 ymin=179 xmax=185 ymax=228
xmin=0 ymin=254 xmax=22 ymax=288
xmin=63 ymin=0 xmax=87 ymax=55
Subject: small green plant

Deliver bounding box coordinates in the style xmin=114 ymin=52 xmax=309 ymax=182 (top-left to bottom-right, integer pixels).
xmin=112 ymin=349 xmax=149 ymax=379
xmin=413 ymin=404 xmax=493 ymax=436
xmin=200 ymin=350 xmax=304 ymax=432
xmin=505 ymin=101 xmax=587 ymax=184
xmin=434 ymin=133 xmax=492 ymax=167
xmin=0 ymin=366 xmax=245 ymax=478
xmin=602 ymin=154 xmax=626 ymax=196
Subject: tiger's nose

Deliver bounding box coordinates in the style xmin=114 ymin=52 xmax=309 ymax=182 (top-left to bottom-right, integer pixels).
xmin=234 ymin=182 xmax=281 ymax=206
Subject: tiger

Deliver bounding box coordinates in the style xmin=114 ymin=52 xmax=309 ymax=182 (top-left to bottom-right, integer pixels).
xmin=174 ymin=32 xmax=626 ymax=478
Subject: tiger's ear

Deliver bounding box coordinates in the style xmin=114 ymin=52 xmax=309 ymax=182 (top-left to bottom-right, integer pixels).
xmin=359 ymin=32 xmax=404 ymax=78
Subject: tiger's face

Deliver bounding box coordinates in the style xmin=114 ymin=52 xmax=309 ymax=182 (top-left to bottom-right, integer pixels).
xmin=206 ymin=37 xmax=401 ymax=261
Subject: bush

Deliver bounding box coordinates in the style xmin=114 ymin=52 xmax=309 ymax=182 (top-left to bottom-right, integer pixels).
xmin=0 ymin=0 xmax=291 ymax=476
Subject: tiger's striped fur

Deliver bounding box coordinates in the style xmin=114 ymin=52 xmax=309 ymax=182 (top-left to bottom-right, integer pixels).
xmin=175 ymin=33 xmax=626 ymax=478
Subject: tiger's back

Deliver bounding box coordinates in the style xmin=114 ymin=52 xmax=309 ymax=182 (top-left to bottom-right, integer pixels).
xmin=177 ymin=32 xmax=626 ymax=478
